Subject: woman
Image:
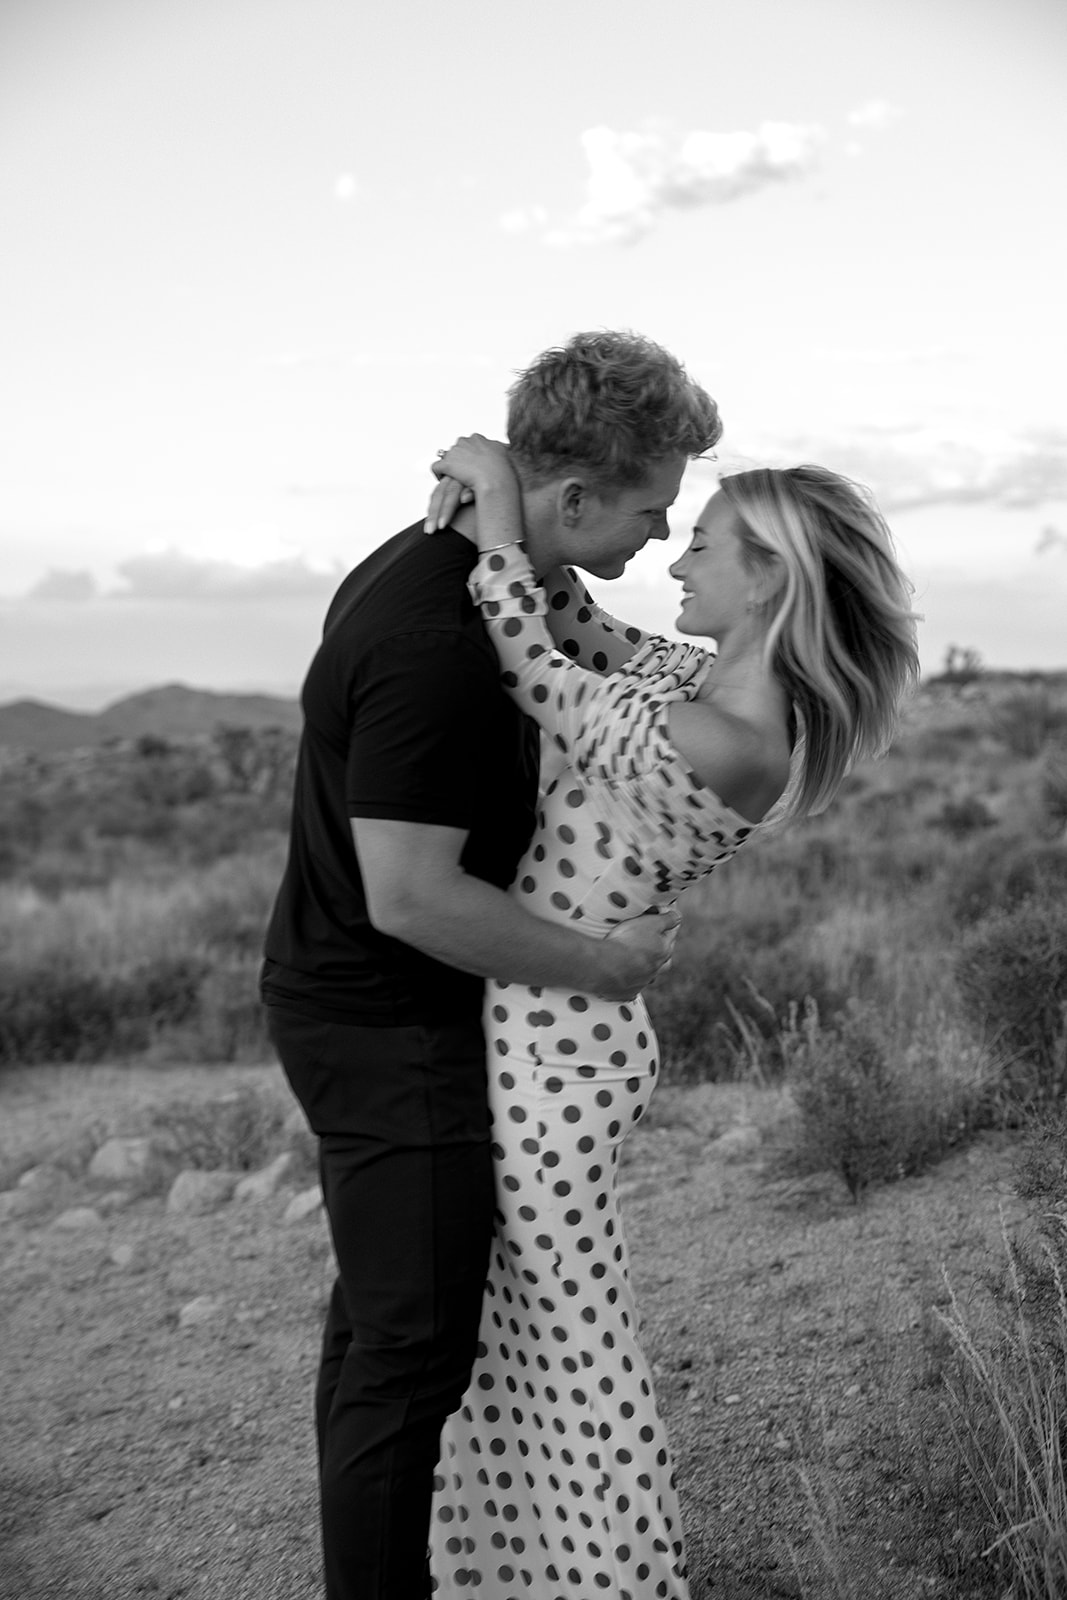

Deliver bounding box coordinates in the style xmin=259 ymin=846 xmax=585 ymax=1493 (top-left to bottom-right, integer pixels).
xmin=425 ymin=437 xmax=918 ymax=1600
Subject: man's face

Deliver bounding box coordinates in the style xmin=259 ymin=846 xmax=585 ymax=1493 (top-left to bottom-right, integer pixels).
xmin=565 ymin=454 xmax=687 ymax=580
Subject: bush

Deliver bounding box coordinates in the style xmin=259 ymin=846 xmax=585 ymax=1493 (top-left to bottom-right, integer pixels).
xmin=947 ymin=840 xmax=1067 ymax=926
xmin=0 ymin=966 xmax=147 ymax=1064
xmin=785 ymin=1004 xmax=904 ymax=1200
xmin=989 ymin=687 xmax=1067 ymax=759
xmin=646 ymin=932 xmax=847 ymax=1083
xmin=1042 ymin=742 xmax=1067 ymax=834
xmin=183 ymin=959 xmax=270 ymax=1062
xmin=955 ymin=898 xmax=1067 ymax=1102
xmin=783 ymin=1003 xmax=996 ymax=1201
xmin=149 ymin=1083 xmax=285 ymax=1171
xmin=0 ymin=952 xmax=209 ymax=1067
xmin=933 ymin=796 xmax=998 ymax=837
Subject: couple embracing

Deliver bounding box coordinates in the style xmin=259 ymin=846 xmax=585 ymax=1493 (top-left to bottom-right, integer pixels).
xmin=260 ymin=330 xmax=918 ymax=1600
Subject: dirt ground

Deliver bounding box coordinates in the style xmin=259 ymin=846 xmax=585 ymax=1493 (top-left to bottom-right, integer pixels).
xmin=0 ymin=1060 xmax=1030 ymax=1600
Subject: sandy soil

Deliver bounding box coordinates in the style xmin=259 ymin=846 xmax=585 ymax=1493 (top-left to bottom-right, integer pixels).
xmin=0 ymin=1061 xmax=1029 ymax=1600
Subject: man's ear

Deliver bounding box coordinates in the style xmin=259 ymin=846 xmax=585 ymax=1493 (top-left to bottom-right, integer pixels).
xmin=558 ymin=477 xmax=588 ymax=527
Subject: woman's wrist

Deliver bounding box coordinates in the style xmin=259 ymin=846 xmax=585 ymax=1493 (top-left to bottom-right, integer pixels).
xmin=472 ymin=484 xmax=524 ymax=554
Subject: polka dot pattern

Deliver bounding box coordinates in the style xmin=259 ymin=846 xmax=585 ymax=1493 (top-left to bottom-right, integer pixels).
xmin=431 ymin=987 xmax=688 ymax=1599
xmin=466 ymin=545 xmax=759 ymax=944
xmin=430 ymin=547 xmax=768 ymax=1599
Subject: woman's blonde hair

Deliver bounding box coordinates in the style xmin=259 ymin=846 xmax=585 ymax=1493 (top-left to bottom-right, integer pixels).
xmin=718 ymin=465 xmax=920 ymax=818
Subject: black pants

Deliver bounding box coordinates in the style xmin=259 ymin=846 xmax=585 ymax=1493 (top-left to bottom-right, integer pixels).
xmin=266 ymin=1006 xmax=494 ymax=1600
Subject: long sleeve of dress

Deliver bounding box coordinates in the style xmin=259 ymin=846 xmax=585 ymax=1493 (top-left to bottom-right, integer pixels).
xmin=469 ymin=543 xmax=711 ymax=781
xmin=541 ymin=566 xmax=652 ymax=674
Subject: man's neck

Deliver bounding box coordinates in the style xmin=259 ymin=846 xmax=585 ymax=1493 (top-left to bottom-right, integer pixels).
xmin=449 ymin=501 xmax=554 ymax=579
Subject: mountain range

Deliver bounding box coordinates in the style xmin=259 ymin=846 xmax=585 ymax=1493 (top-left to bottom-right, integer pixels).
xmin=0 ymin=684 xmax=302 ymax=754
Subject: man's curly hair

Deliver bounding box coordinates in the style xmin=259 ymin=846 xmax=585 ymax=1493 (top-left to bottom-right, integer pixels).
xmin=506 ymin=330 xmax=721 ymax=491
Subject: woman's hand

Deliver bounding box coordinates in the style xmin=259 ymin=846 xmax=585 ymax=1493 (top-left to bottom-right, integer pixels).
xmin=425 ymin=435 xmax=522 ymax=546
xmin=424 ymin=475 xmax=474 ymax=536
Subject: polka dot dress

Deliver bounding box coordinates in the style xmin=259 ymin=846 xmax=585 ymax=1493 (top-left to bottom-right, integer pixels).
xmin=430 ymin=547 xmax=769 ymax=1600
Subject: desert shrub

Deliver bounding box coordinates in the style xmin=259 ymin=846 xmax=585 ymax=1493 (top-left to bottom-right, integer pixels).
xmin=946 ymin=840 xmax=1067 ymax=927
xmin=954 ymin=897 xmax=1067 ymax=1103
xmin=184 ymin=849 xmax=285 ymax=954
xmin=933 ymin=795 xmax=998 ymax=837
xmin=0 ymin=952 xmax=209 ymax=1066
xmin=647 ymin=930 xmax=847 ymax=1082
xmin=783 ymin=1003 xmax=997 ymax=1201
xmin=785 ymin=1003 xmax=900 ymax=1199
xmin=181 ymin=958 xmax=269 ymax=1062
xmin=0 ymin=966 xmax=142 ymax=1064
xmin=1042 ymin=742 xmax=1067 ymax=834
xmin=990 ymin=687 xmax=1067 ymax=760
xmin=906 ymin=719 xmax=986 ymax=762
xmin=940 ymin=644 xmax=985 ymax=685
xmin=130 ymin=742 xmax=217 ymax=807
xmin=149 ymin=1083 xmax=285 ymax=1171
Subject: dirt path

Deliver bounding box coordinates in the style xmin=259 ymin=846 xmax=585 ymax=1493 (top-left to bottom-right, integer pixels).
xmin=0 ymin=1063 xmax=1026 ymax=1600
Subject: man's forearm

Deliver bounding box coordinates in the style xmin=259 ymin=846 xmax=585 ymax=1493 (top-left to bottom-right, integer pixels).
xmin=380 ymin=870 xmax=620 ymax=996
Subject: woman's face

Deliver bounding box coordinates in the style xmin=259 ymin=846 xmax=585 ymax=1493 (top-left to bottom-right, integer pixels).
xmin=668 ymin=491 xmax=753 ymax=637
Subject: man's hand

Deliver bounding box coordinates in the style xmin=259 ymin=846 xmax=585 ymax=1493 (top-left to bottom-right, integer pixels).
xmin=594 ymin=907 xmax=681 ymax=1001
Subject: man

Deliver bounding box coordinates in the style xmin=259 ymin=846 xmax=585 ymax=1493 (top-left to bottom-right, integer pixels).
xmin=260 ymin=330 xmax=721 ymax=1600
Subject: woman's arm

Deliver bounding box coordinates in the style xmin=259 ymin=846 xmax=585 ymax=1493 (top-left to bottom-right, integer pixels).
xmin=541 ymin=565 xmax=651 ymax=674
xmin=427 ymin=434 xmax=656 ymax=674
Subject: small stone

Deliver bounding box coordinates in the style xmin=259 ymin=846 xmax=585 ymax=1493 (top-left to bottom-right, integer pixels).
xmin=166 ymin=1170 xmax=237 ymax=1216
xmin=109 ymin=1243 xmax=136 ymax=1269
xmin=96 ymin=1189 xmax=132 ymax=1215
xmin=89 ymin=1137 xmax=156 ymax=1182
xmin=179 ymin=1295 xmax=223 ymax=1329
xmin=52 ymin=1206 xmax=103 ymax=1230
xmin=234 ymin=1151 xmax=292 ymax=1203
xmin=0 ymin=1189 xmax=35 ymax=1221
xmin=283 ymin=1185 xmax=323 ymax=1224
xmin=723 ymin=1393 xmax=742 ymax=1406
xmin=17 ymin=1165 xmax=47 ymax=1188
xmin=845 ymin=1382 xmax=862 ymax=1398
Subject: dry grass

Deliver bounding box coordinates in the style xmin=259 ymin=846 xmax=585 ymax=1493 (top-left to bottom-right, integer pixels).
xmin=939 ymin=1226 xmax=1067 ymax=1599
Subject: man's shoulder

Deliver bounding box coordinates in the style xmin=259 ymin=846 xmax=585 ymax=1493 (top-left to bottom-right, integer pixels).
xmin=324 ymin=523 xmax=476 ymax=638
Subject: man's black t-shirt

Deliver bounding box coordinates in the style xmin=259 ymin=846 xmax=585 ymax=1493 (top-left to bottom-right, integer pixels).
xmin=260 ymin=524 xmax=539 ymax=1025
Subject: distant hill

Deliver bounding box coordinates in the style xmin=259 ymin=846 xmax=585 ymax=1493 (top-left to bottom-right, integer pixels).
xmin=0 ymin=683 xmax=302 ymax=753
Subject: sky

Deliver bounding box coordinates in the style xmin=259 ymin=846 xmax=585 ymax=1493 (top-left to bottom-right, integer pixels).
xmin=1 ymin=0 xmax=1065 ymax=707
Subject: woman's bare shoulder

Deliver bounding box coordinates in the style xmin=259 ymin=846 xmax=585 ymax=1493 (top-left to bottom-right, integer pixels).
xmin=666 ymin=699 xmax=792 ymax=824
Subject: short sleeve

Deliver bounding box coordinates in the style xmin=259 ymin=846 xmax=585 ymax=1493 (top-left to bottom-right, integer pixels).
xmin=346 ymin=632 xmax=500 ymax=829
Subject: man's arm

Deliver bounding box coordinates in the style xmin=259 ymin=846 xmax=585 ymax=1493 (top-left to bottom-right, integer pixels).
xmin=351 ymin=817 xmax=676 ymax=1001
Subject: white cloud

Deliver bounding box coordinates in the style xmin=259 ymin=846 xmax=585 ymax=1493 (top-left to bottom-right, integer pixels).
xmin=107 ymin=550 xmax=345 ymax=603
xmin=524 ymin=119 xmax=824 ymax=247
xmin=1036 ymin=525 xmax=1067 ymax=556
xmin=499 ymin=205 xmax=548 ymax=234
xmin=719 ymin=425 xmax=1067 ymax=515
xmin=847 ymin=99 xmax=904 ymax=129
xmin=27 ymin=568 xmax=99 ymax=602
